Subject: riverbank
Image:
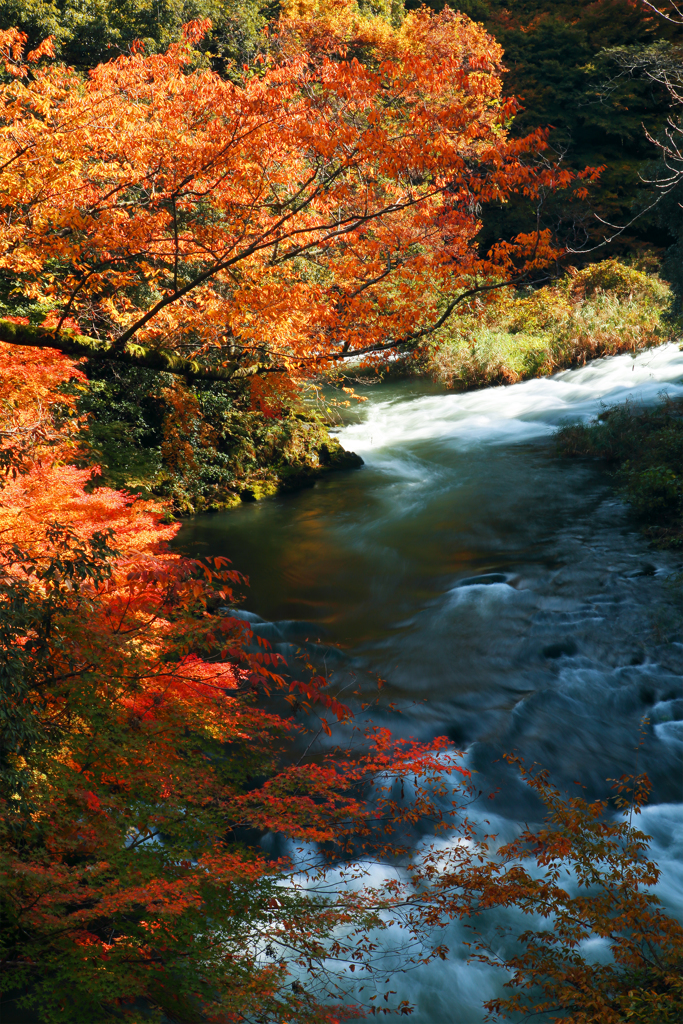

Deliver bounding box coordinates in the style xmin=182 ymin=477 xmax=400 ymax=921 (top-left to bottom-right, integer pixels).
xmin=558 ymin=397 xmax=683 ymax=547
xmin=432 ymin=259 xmax=672 ymax=387
xmin=80 ymin=259 xmax=671 ymax=516
xmin=78 ymin=364 xmax=363 ymax=515
xmin=426 ymin=257 xmax=683 ymax=549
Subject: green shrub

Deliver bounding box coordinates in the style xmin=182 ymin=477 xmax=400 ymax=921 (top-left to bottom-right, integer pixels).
xmin=75 ymin=362 xmax=361 ymax=515
xmin=623 ymin=462 xmax=682 ymax=518
xmin=557 ymin=399 xmax=683 ymax=545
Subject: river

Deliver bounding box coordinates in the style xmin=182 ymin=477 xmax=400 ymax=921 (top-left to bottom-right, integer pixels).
xmin=177 ymin=343 xmax=683 ymax=1022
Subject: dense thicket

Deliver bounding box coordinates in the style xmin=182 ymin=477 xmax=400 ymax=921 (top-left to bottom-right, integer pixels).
xmin=411 ymin=1 xmax=683 ymax=258
xmin=428 ymin=257 xmax=674 ymax=386
xmin=78 ymin=361 xmax=362 ymax=513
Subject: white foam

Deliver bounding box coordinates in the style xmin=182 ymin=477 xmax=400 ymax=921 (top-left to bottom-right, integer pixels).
xmin=445 ymin=581 xmax=520 ymax=616
xmin=654 ymin=720 xmax=683 ymax=744
xmin=341 ymin=801 xmax=683 ymax=1022
xmin=338 ymin=344 xmax=683 ymax=456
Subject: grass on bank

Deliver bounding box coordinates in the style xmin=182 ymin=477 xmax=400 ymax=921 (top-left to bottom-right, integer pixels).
xmin=427 ymin=258 xmax=673 ymax=388
xmin=56 ymin=259 xmax=676 ymax=516
xmin=558 ymin=399 xmax=683 ymax=547
xmin=425 ymin=256 xmax=683 ymax=547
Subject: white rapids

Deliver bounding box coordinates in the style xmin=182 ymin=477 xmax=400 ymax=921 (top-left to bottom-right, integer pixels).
xmin=338 ymin=343 xmax=683 ymax=454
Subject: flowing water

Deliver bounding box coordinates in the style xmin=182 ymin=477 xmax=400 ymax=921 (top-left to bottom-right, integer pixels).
xmin=177 ymin=344 xmax=683 ymax=1021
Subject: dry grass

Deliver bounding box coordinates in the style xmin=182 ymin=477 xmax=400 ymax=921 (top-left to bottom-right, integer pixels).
xmin=428 ymin=259 xmax=673 ymax=389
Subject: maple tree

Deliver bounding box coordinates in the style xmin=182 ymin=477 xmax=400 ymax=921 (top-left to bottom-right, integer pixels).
xmin=0 ymin=333 xmax=489 ymax=1015
xmin=465 ymin=766 xmax=683 ymax=1023
xmin=0 ymin=8 xmax=589 ymax=389
xmin=3 ymin=342 xmax=683 ymax=1022
xmin=349 ymin=761 xmax=683 ymax=1024
xmin=0 ymin=336 xmax=477 ymax=1021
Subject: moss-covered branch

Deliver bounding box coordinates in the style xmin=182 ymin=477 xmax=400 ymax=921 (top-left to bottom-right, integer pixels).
xmin=0 ymin=319 xmax=284 ymax=383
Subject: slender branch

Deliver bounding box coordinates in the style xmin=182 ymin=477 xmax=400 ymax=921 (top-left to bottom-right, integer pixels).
xmin=330 ymin=273 xmax=552 ymax=361
xmin=567 ymin=195 xmax=663 ymax=254
xmin=642 ymin=0 xmax=683 ymax=24
xmin=111 ymin=185 xmax=440 ymax=351
xmin=172 ymin=195 xmax=179 ymax=294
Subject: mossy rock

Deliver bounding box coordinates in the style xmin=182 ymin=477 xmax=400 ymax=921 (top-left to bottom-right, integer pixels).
xmin=318 ymin=439 xmax=364 ymax=471
xmin=82 ymin=383 xmax=363 ymax=514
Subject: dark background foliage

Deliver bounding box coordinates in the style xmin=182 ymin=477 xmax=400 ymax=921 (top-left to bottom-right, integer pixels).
xmin=412 ymin=1 xmax=683 ymax=259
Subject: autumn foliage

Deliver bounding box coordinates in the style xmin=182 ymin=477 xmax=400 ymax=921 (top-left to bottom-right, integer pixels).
xmin=405 ymin=762 xmax=683 ymax=1024
xmin=3 ymin=343 xmax=683 ymax=1018
xmin=1 ymin=8 xmax=681 ymax=1024
xmin=0 ymin=337 xmax=475 ymax=1021
xmin=3 ymin=340 xmax=683 ymax=1024
xmin=0 ymin=8 xmax=595 ymax=386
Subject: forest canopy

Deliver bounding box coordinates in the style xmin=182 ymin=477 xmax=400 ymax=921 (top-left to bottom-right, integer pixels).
xmin=0 ymin=8 xmax=580 ymax=389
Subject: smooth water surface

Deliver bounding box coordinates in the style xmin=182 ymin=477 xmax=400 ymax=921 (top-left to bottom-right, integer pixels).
xmin=177 ymin=344 xmax=683 ymax=1021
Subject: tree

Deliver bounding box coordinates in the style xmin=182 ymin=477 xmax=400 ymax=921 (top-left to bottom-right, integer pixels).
xmin=0 ymin=0 xmax=274 ymax=70
xmin=470 ymin=766 xmax=683 ymax=1022
xmin=584 ymin=3 xmax=683 ymax=315
xmin=0 ymin=10 xmax=583 ymax=387
xmin=0 ymin=337 xmax=475 ymax=1021
xmin=375 ymin=761 xmax=683 ymax=1023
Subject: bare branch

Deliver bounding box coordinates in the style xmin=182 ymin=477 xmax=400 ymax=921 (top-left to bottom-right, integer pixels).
xmin=642 ymin=1 xmax=683 ymax=24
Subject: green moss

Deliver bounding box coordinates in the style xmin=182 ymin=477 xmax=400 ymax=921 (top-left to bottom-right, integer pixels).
xmin=75 ymin=363 xmax=362 ymax=515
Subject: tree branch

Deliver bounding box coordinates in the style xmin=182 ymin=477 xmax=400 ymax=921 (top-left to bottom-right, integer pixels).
xmin=0 ymin=319 xmax=285 ymax=383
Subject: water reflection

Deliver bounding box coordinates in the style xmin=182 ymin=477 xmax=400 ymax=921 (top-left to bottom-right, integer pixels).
xmin=176 ymin=346 xmax=683 ymax=803
xmin=176 ymin=345 xmax=683 ymax=1021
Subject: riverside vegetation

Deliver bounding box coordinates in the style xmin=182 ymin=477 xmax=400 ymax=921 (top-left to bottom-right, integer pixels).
xmin=0 ymin=2 xmax=584 ymax=517
xmin=558 ymin=398 xmax=683 ymax=548
xmin=426 ymin=257 xmax=673 ymax=388
xmin=67 ymin=259 xmax=672 ymax=515
xmin=426 ymin=253 xmax=683 ymax=551
xmin=1 ymin=2 xmax=683 ymax=1023
xmin=76 ymin=362 xmax=363 ymax=514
